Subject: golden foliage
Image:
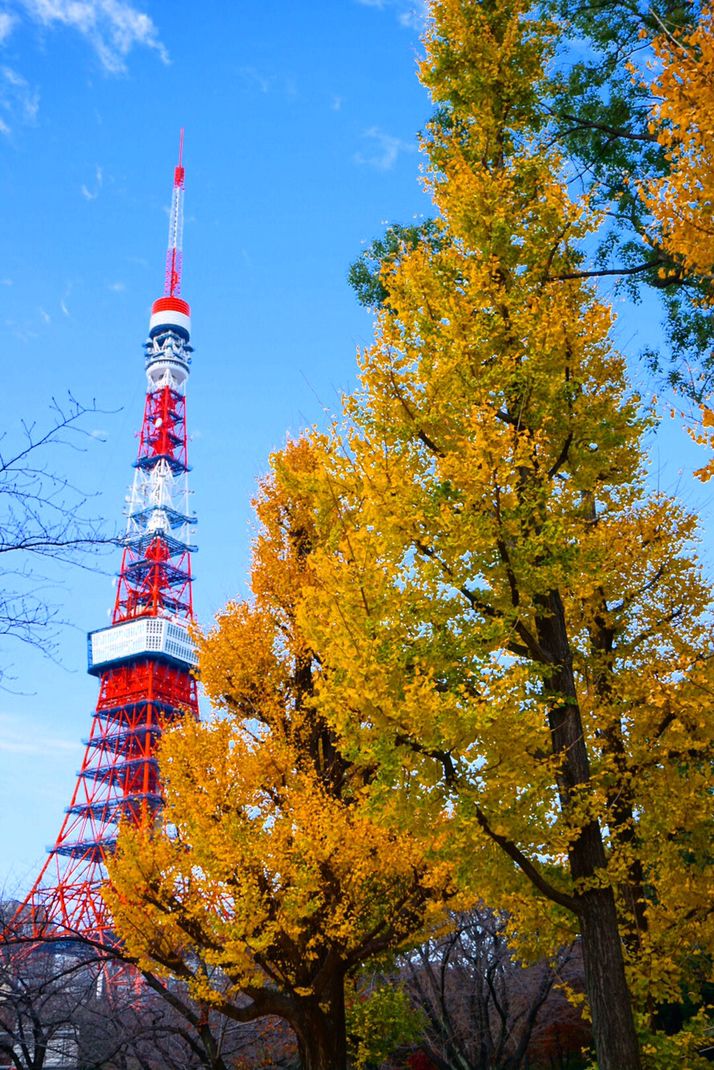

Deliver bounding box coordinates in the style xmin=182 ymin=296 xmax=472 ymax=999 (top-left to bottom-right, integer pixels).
xmin=690 ymin=405 xmax=714 ymax=481
xmin=643 ymin=3 xmax=714 ymax=280
xmin=106 ymin=439 xmax=455 ymax=1025
xmin=108 ymin=4 xmax=713 ymax=1062
xmin=641 ymin=6 xmax=714 ymax=484
xmin=288 ymin=0 xmax=714 ymax=1025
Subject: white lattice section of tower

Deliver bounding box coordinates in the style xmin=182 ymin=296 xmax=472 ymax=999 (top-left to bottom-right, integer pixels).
xmin=125 ymin=460 xmax=192 ymax=546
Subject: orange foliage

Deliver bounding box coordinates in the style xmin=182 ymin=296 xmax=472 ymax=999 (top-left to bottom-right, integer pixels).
xmin=106 ymin=439 xmax=456 ymax=1070
xmin=643 ymin=3 xmax=714 ymax=280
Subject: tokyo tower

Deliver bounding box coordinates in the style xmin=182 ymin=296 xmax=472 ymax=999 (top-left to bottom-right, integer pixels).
xmin=14 ymin=132 xmax=199 ymax=947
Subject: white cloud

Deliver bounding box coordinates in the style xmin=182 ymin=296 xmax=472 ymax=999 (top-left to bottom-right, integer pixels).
xmin=4 ymin=316 xmax=37 ymax=341
xmin=0 ymin=11 xmax=15 ymax=42
xmin=355 ymin=125 xmax=416 ymax=171
xmin=17 ymin=0 xmax=169 ymax=73
xmin=238 ymin=65 xmax=297 ymax=98
xmin=398 ymin=4 xmax=427 ymax=29
xmin=3 ymin=65 xmax=23 ymax=86
xmin=331 ymin=95 xmax=343 ymax=112
xmin=0 ymin=2 xmax=167 ymax=135
xmin=238 ymin=65 xmax=273 ymax=94
xmin=0 ymin=65 xmax=39 ymax=133
xmin=107 ymin=280 xmax=125 ymax=292
xmin=80 ymin=163 xmax=103 ymax=200
xmin=0 ymin=735 xmax=76 ymax=754
xmin=355 ymin=0 xmax=427 ymax=28
xmin=0 ymin=713 xmax=79 ymax=756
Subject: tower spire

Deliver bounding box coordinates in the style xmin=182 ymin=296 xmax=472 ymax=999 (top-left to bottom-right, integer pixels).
xmin=11 ymin=135 xmax=199 ymax=948
xmin=165 ymin=128 xmax=185 ymax=298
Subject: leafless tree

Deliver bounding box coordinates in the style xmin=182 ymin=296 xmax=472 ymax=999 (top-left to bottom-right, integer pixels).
xmin=398 ymin=910 xmax=590 ymax=1070
xmin=1 ymin=902 xmax=296 ymax=1070
xmin=0 ymin=395 xmax=113 ymax=683
xmin=0 ymin=936 xmax=99 ymax=1070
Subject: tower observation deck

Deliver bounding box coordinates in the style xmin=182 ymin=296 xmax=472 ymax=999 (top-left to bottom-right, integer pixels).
xmin=14 ymin=133 xmax=199 ymax=946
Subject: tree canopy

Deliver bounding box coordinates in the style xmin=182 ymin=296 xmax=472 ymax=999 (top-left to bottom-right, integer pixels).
xmin=350 ymin=0 xmax=714 ymax=402
xmin=106 ymin=439 xmax=456 ymax=1070
xmin=109 ymin=3 xmax=714 ymax=1069
xmin=298 ymin=1 xmax=714 ymax=1066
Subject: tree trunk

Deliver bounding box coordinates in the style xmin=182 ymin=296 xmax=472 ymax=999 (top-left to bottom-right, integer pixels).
xmin=536 ymin=591 xmax=642 ymax=1070
xmin=294 ymin=985 xmax=347 ymax=1070
xmin=589 ymin=582 xmax=648 ymax=949
xmin=578 ymin=886 xmax=642 ymax=1070
xmin=197 ymin=1019 xmax=230 ymax=1070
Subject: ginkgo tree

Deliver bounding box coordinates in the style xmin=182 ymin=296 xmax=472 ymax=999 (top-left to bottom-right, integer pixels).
xmin=642 ymin=3 xmax=714 ymax=280
xmin=105 ymin=440 xmax=456 ymax=1070
xmin=351 ymin=0 xmax=714 ymax=402
xmin=289 ymin=2 xmax=714 ymax=1069
xmin=106 ymin=4 xmax=713 ymax=1069
xmin=548 ymin=0 xmax=714 ymax=396
xmin=640 ymin=0 xmax=714 ymax=476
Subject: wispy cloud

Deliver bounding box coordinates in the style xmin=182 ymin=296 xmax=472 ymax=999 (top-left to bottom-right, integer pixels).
xmin=4 ymin=316 xmax=38 ymax=342
xmin=0 ymin=1 xmax=167 ymax=138
xmin=59 ymin=281 xmax=72 ymax=318
xmin=331 ymin=95 xmax=343 ymax=112
xmin=238 ymin=65 xmax=273 ymax=94
xmin=0 ymin=11 xmax=16 ymax=42
xmin=0 ymin=733 xmax=77 ymax=755
xmin=237 ymin=65 xmax=297 ymax=98
xmin=107 ymin=280 xmax=125 ymax=292
xmin=355 ymin=0 xmax=427 ymax=27
xmin=398 ymin=4 xmax=427 ymax=29
xmin=14 ymin=0 xmax=169 ymax=73
xmin=0 ymin=65 xmax=39 ymax=134
xmin=81 ymin=164 xmax=103 ymax=200
xmin=354 ymin=125 xmax=416 ymax=171
xmin=0 ymin=713 xmax=79 ymax=757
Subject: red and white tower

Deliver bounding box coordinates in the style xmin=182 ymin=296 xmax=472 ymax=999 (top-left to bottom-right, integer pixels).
xmin=15 ymin=133 xmax=199 ymax=946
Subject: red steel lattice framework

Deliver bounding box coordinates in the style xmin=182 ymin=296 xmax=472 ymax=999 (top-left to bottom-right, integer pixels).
xmin=13 ymin=134 xmax=199 ymax=947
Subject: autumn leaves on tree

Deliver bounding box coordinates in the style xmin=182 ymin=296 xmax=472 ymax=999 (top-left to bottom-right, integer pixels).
xmin=643 ymin=0 xmax=714 ymax=474
xmin=106 ymin=441 xmax=456 ymax=1070
xmin=107 ymin=2 xmax=714 ymax=1070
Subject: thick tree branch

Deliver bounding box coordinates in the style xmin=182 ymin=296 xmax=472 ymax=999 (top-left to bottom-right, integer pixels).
xmin=473 ymin=806 xmax=578 ymax=914
xmin=551 ymin=108 xmax=657 ymax=144
xmin=548 ymin=432 xmax=573 ymax=478
xmin=545 ymin=257 xmax=667 ymax=283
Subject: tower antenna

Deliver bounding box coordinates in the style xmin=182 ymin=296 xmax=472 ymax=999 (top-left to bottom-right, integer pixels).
xmin=165 ymin=128 xmax=186 ymax=297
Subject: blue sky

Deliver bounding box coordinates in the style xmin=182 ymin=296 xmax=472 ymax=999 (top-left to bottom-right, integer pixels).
xmin=0 ymin=0 xmax=710 ymax=895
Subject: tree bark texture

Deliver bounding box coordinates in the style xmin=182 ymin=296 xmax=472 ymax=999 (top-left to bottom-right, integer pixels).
xmin=536 ymin=590 xmax=642 ymax=1070
xmin=293 ymin=987 xmax=347 ymax=1070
